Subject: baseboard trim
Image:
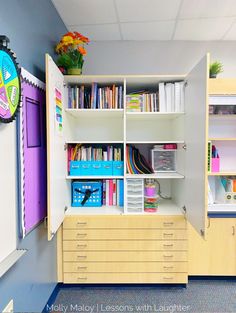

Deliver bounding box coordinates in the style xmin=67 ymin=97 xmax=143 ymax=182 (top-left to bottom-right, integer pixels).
xmin=189 ymin=276 xmax=236 ymax=281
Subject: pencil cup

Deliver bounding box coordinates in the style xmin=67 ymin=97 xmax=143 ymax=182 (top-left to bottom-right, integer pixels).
xmin=211 ymin=158 xmax=220 ymax=172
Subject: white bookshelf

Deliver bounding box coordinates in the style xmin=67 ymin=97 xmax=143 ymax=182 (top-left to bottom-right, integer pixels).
xmin=46 ymin=53 xmax=209 ymax=238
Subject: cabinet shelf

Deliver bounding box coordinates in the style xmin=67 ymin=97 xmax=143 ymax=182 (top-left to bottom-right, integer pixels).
xmin=126 ymin=173 xmax=184 ymax=179
xmin=126 ymin=112 xmax=184 ymax=120
xmin=65 ymin=200 xmax=183 ymax=216
xmin=66 ymin=206 xmax=123 ymax=215
xmin=209 ymin=138 xmax=236 ymax=141
xmin=126 ymin=140 xmax=185 ymax=144
xmin=208 ymin=203 xmax=236 ymax=213
xmin=208 ymin=172 xmax=236 ymax=176
xmin=66 ymin=175 xmax=124 ymax=180
xmin=66 ymin=140 xmax=124 ymax=144
xmin=65 ymin=109 xmax=124 ymax=118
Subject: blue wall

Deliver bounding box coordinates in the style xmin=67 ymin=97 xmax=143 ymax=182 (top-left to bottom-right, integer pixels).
xmin=0 ymin=0 xmax=66 ymax=311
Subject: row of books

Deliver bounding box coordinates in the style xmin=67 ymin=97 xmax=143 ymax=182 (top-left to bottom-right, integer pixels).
xmin=68 ymin=144 xmax=122 ymax=161
xmin=159 ymin=81 xmax=185 ymax=112
xmin=68 ymin=84 xmax=124 ymax=109
xmin=102 ymin=179 xmax=124 ymax=207
xmin=126 ymin=92 xmax=159 ymax=112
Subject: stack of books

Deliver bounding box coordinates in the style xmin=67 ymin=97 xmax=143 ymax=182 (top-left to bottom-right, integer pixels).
xmin=158 ymin=81 xmax=185 ymax=112
xmin=102 ymin=179 xmax=124 ymax=207
xmin=126 ymin=92 xmax=159 ymax=112
xmin=68 ymin=83 xmax=123 ymax=109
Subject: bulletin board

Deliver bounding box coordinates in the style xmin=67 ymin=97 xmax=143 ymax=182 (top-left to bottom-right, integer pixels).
xmin=19 ymin=68 xmax=46 ymax=237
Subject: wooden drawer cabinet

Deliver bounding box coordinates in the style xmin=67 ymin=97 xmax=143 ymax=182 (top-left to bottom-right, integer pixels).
xmin=63 ymin=215 xmax=187 ymax=230
xmin=63 ymin=240 xmax=187 ymax=251
xmin=63 ymin=262 xmax=188 ymax=273
xmin=64 ymin=273 xmax=188 ymax=284
xmin=63 ymin=251 xmax=188 ymax=262
xmin=63 ymin=229 xmax=187 ymax=240
xmin=61 ymin=215 xmax=188 ymax=284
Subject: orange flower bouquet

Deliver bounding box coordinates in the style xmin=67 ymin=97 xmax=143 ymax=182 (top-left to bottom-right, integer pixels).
xmin=55 ymin=31 xmax=89 ymax=74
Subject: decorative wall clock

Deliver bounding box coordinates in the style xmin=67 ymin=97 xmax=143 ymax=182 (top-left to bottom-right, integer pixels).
xmin=0 ymin=36 xmax=21 ymax=123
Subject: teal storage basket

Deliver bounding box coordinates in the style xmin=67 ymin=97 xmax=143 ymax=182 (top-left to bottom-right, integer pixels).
xmin=113 ymin=161 xmax=124 ymax=176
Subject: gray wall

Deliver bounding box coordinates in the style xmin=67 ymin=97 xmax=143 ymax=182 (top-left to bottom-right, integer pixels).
xmin=84 ymin=41 xmax=236 ymax=76
xmin=0 ymin=0 xmax=66 ymax=312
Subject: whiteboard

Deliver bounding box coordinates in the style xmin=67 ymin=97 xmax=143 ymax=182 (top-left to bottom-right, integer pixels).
xmin=0 ymin=121 xmax=17 ymax=263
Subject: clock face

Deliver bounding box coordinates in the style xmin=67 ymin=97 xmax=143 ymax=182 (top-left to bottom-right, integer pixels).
xmin=0 ymin=47 xmax=21 ymax=123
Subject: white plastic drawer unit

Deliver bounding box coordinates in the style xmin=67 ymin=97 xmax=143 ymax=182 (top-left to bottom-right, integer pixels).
xmin=126 ymin=179 xmax=144 ymax=213
xmin=152 ymin=149 xmax=176 ymax=172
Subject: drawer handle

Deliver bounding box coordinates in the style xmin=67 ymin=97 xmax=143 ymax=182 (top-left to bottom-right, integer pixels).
xmin=77 ymin=233 xmax=87 ymax=237
xmin=77 ymin=244 xmax=87 ymax=249
xmin=163 ymin=233 xmax=174 ymax=236
xmin=77 ymin=266 xmax=87 ymax=270
xmin=77 ymin=255 xmax=87 ymax=259
xmin=77 ymin=277 xmax=87 ymax=281
xmin=77 ymin=222 xmax=87 ymax=226
xmin=163 ymin=255 xmax=173 ymax=258
xmin=163 ymin=266 xmax=174 ymax=270
xmin=163 ymin=222 xmax=174 ymax=226
xmin=163 ymin=276 xmax=173 ymax=280
xmin=163 ymin=244 xmax=173 ymax=247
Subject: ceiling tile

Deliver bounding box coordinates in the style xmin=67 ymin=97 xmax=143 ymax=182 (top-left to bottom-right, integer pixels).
xmin=121 ymin=21 xmax=175 ymax=40
xmin=52 ymin=0 xmax=117 ymax=25
xmin=116 ymin=0 xmax=181 ymax=22
xmin=68 ymin=24 xmax=121 ymax=41
xmin=174 ymin=18 xmax=235 ymax=40
xmin=223 ymin=22 xmax=236 ymax=39
xmin=179 ymin=0 xmax=236 ymax=19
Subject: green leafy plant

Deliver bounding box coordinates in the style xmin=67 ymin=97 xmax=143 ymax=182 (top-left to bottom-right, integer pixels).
xmin=209 ymin=61 xmax=223 ymax=78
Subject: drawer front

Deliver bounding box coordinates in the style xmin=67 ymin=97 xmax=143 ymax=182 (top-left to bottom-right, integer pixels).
xmin=63 ymin=240 xmax=187 ymax=251
xmin=64 ymin=272 xmax=188 ymax=284
xmin=63 ymin=229 xmax=187 ymax=240
xmin=63 ymin=251 xmax=188 ymax=262
xmin=63 ymin=216 xmax=186 ymax=229
xmin=63 ymin=262 xmax=187 ymax=273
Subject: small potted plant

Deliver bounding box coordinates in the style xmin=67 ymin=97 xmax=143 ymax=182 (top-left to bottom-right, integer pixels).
xmin=55 ymin=31 xmax=89 ymax=75
xmin=209 ymin=61 xmax=223 ymax=78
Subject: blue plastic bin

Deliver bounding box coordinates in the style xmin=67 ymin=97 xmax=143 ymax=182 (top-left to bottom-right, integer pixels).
xmin=72 ymin=181 xmax=102 ymax=207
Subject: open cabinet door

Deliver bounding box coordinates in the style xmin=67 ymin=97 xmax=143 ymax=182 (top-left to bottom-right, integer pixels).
xmin=185 ymin=54 xmax=209 ymax=237
xmin=46 ymin=54 xmax=68 ymax=240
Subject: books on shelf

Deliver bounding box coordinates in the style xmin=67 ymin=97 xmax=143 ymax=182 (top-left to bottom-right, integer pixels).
xmin=126 ymin=92 xmax=159 ymax=112
xmin=68 ymin=83 xmax=123 ymax=109
xmin=126 ymin=81 xmax=185 ymax=113
xmin=68 ymin=144 xmax=122 ymax=161
xmin=102 ymin=179 xmax=124 ymax=207
xmin=158 ymin=81 xmax=185 ymax=113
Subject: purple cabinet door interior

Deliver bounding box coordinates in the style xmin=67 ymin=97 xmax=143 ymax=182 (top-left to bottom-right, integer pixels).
xmin=22 ymin=80 xmax=46 ymax=233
